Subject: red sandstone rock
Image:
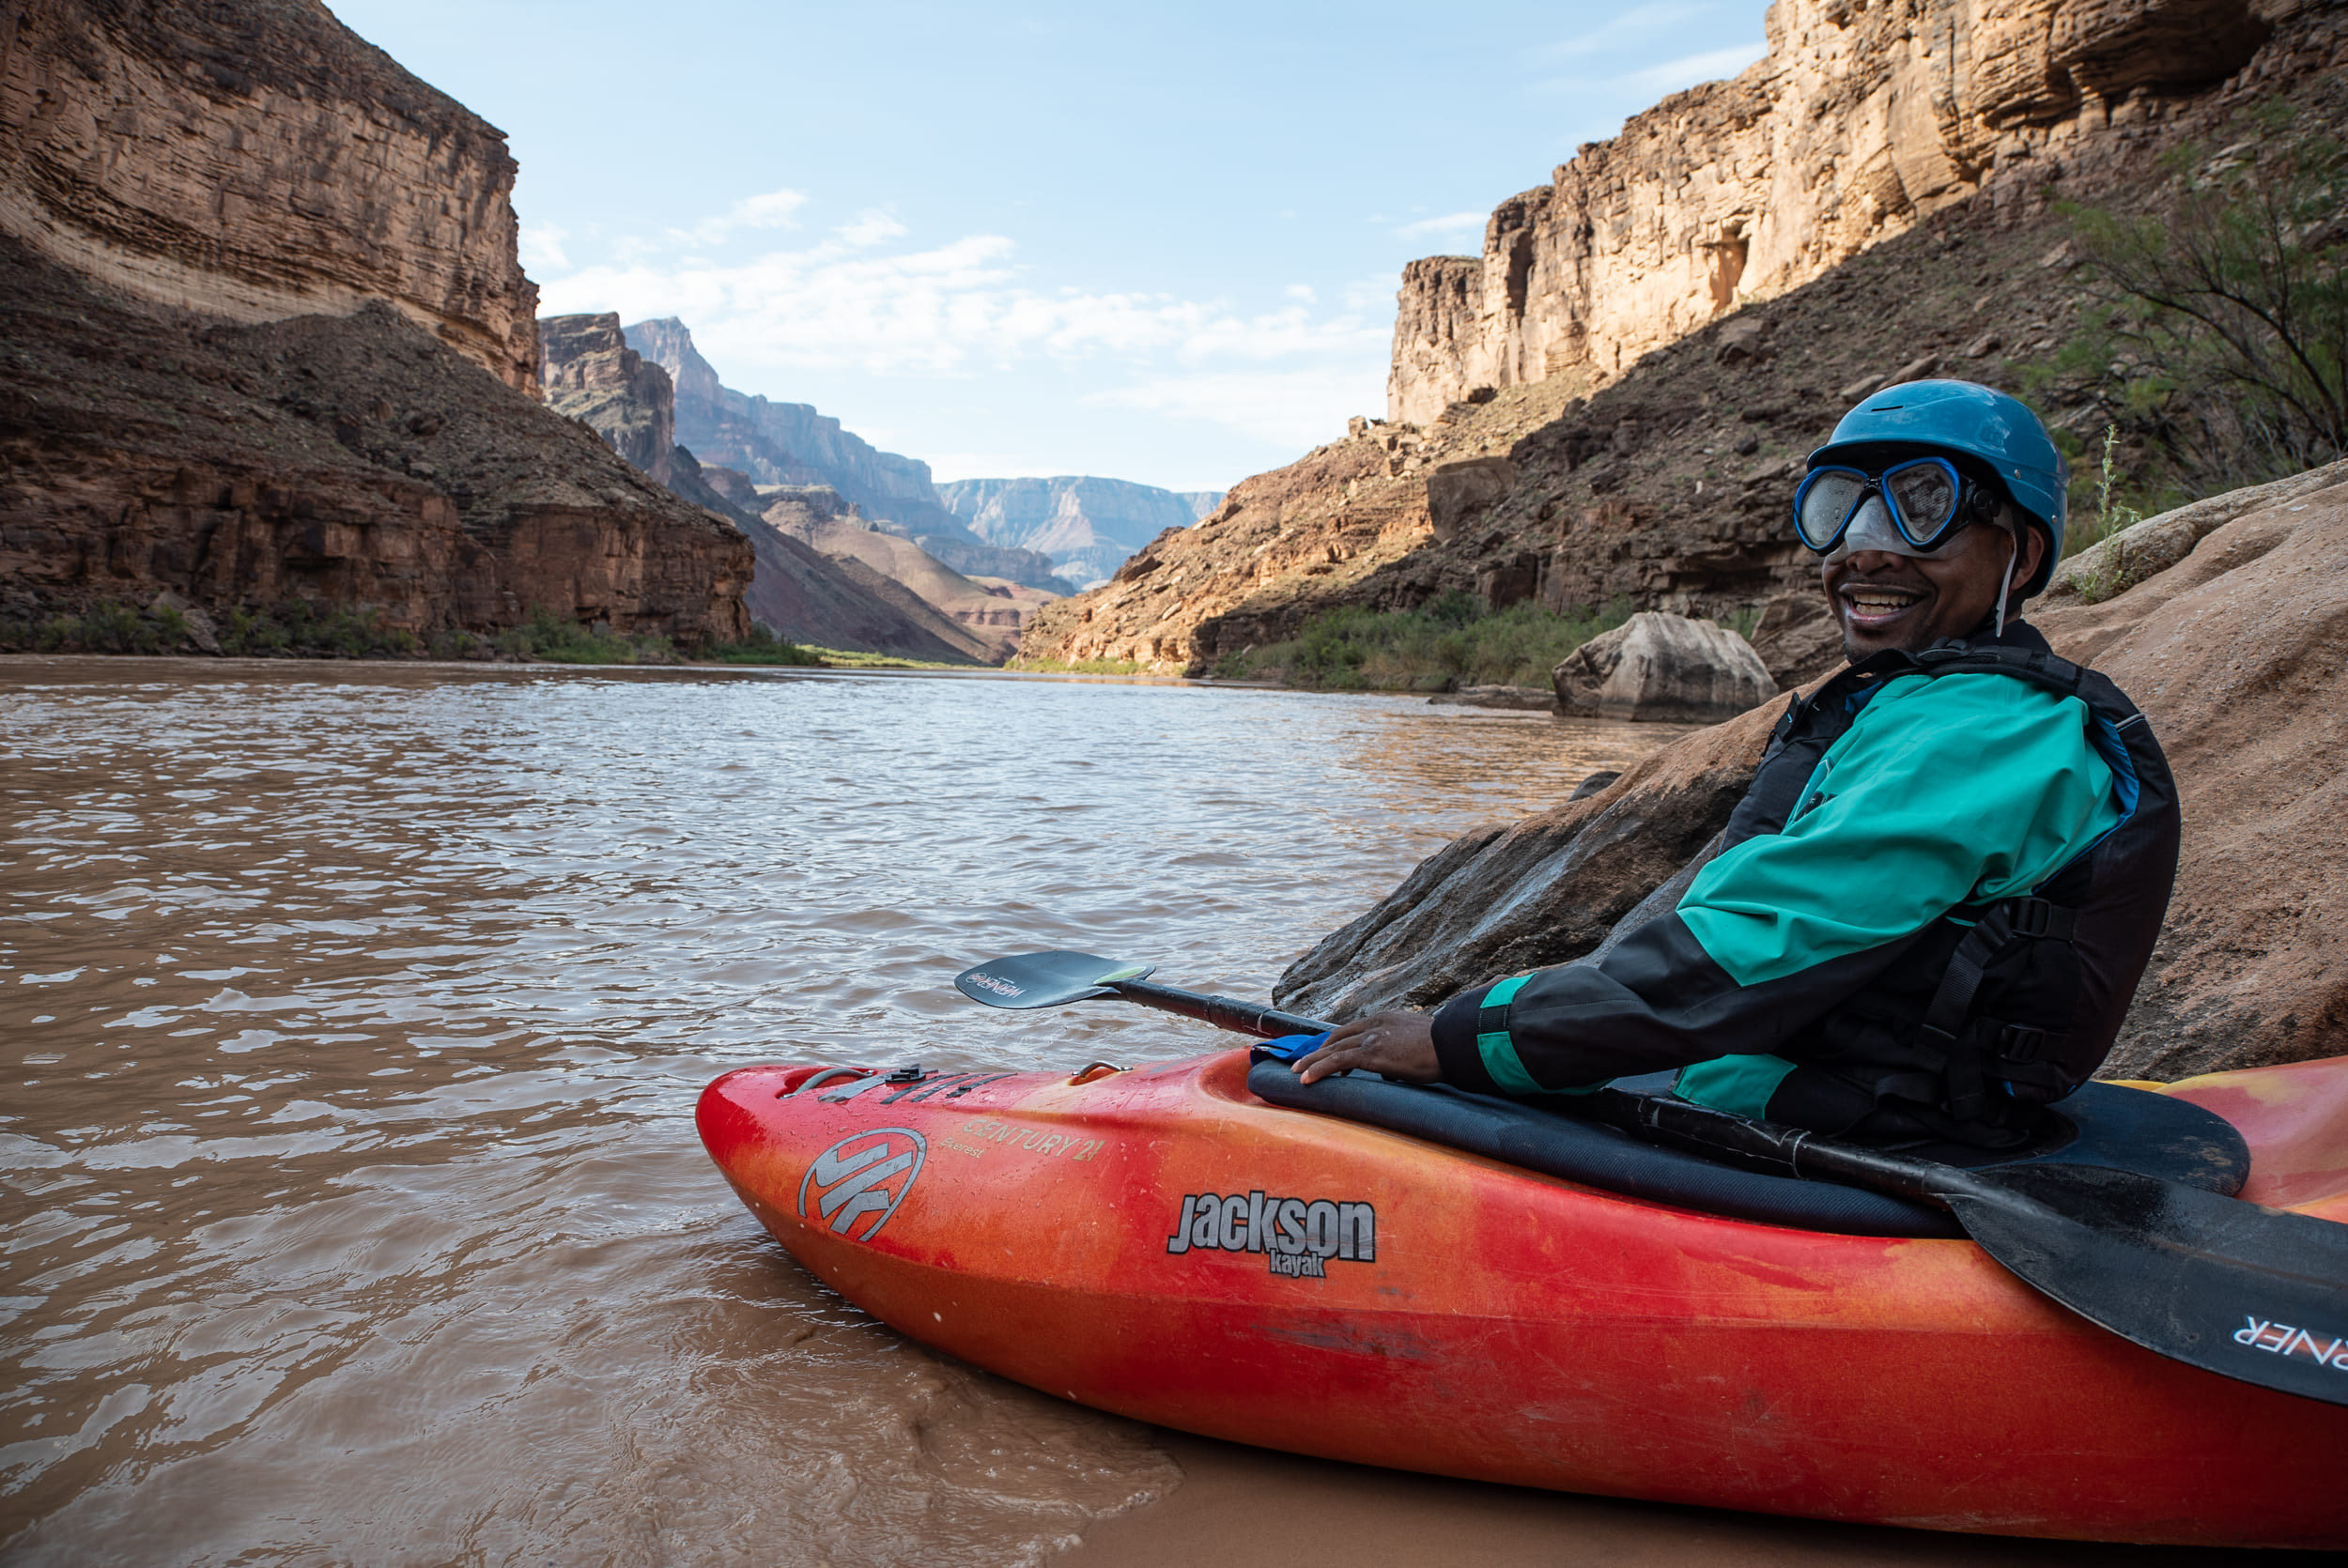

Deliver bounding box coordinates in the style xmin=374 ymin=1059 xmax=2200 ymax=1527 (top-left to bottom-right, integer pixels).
xmin=0 ymin=238 xmax=749 ymax=649
xmin=0 ymin=0 xmax=541 ymax=394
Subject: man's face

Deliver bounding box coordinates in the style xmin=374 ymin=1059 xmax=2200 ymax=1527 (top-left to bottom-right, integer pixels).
xmin=1821 ymin=520 xmax=2046 ymax=658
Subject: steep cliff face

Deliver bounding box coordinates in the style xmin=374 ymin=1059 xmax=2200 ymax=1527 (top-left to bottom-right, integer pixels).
xmin=0 ymin=237 xmax=749 ymax=647
xmin=538 ymin=314 xmax=673 ymax=484
xmin=625 ymin=318 xmax=968 ymax=538
xmin=534 ymin=315 xmax=1011 ymax=657
xmin=0 ymin=2 xmax=751 ymax=649
xmin=1023 ymin=1 xmax=2343 ymax=676
xmin=0 ymin=0 xmax=541 ymax=394
xmin=1389 ymin=0 xmax=2299 ymax=424
xmin=936 ymin=476 xmax=1227 ymax=589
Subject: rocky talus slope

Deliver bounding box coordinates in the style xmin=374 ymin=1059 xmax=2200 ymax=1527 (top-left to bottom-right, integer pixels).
xmin=1275 ymin=461 xmax=2348 ymax=1082
xmin=761 ymin=492 xmax=1052 ymax=662
xmin=1 ymin=0 xmax=541 ymax=394
xmin=0 ymin=237 xmax=749 ymax=646
xmin=1021 ymin=1 xmax=2345 ymax=678
xmin=936 ymin=476 xmax=1225 ymax=590
xmin=535 ymin=314 xmax=987 ymax=659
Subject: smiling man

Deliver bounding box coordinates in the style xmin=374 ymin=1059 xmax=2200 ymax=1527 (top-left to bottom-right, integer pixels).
xmin=1296 ymin=381 xmax=2181 ymax=1150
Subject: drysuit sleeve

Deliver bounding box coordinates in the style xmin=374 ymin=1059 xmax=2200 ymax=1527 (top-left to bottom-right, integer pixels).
xmin=1428 ymin=673 xmax=2123 ymax=1096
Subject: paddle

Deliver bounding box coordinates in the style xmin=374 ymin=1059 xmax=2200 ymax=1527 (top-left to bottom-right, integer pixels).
xmin=955 ymin=949 xmax=2348 ymax=1408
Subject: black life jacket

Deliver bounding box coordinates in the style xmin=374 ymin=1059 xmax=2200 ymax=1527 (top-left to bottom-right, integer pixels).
xmin=1718 ymin=626 xmax=2181 ymax=1146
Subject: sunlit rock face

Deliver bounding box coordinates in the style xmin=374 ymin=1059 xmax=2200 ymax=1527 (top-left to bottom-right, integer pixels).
xmin=0 ymin=0 xmax=544 ymax=394
xmin=539 ymin=315 xmax=676 ymax=485
xmin=1387 ymin=0 xmax=2287 ymax=426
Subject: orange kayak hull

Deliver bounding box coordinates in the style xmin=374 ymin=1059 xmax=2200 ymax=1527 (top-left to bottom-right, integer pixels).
xmin=696 ymin=1050 xmax=2348 ymax=1546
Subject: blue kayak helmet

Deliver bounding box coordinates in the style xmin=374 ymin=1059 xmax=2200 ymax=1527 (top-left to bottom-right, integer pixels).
xmin=1807 ymin=380 xmax=2069 ymax=596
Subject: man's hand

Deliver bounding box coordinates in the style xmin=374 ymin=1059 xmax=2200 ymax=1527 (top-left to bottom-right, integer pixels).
xmin=1292 ymin=1010 xmax=1440 ymax=1085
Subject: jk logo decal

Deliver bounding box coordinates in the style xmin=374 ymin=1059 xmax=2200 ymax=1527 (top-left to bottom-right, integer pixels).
xmin=798 ymin=1129 xmax=927 ymax=1240
xmin=1165 ymin=1190 xmax=1375 ymax=1277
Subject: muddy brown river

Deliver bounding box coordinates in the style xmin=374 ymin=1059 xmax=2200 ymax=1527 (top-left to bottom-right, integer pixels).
xmin=0 ymin=658 xmax=2242 ymax=1565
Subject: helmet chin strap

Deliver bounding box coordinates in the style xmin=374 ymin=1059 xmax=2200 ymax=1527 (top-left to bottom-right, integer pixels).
xmin=1993 ymin=528 xmax=2018 ymax=637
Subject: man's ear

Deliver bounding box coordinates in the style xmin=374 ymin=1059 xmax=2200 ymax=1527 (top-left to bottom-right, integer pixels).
xmin=2014 ymin=525 xmax=2047 ymax=590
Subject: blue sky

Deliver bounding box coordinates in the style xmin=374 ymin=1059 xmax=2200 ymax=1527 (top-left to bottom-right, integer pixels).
xmin=332 ymin=2 xmax=1768 ymax=492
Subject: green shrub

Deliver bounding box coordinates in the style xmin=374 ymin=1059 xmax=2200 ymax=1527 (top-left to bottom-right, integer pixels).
xmin=2020 ymin=103 xmax=2345 ymax=511
xmin=495 ymin=608 xmax=676 ymax=665
xmin=1217 ymin=592 xmax=1635 ymax=692
xmin=707 ymin=623 xmax=823 ymax=666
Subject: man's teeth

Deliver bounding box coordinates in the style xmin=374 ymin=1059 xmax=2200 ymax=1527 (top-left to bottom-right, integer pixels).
xmin=1846 ymin=590 xmax=1920 ymax=612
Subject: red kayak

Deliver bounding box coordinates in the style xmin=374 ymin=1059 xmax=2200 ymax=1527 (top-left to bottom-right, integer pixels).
xmin=697 ymin=1048 xmax=2348 ymax=1547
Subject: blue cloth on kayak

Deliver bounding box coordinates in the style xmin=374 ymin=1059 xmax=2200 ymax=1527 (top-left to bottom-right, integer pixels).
xmin=1253 ymin=1033 xmax=1329 ymax=1063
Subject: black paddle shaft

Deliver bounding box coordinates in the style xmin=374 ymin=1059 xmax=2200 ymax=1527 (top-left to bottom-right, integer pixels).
xmin=1110 ymin=978 xmax=1332 ymax=1042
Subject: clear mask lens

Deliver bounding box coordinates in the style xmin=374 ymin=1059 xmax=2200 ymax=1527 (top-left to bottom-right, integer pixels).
xmin=1795 ymin=471 xmax=1868 ymax=549
xmin=1882 ymin=461 xmax=1960 ymax=541
xmin=1821 ymin=495 xmax=1969 ymax=563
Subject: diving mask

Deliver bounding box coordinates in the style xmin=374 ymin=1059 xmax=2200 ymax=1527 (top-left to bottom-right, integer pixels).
xmin=1794 ymin=455 xmax=2000 ymax=560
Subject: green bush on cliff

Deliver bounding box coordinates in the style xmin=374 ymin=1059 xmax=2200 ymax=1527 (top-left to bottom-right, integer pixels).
xmin=1215 ymin=592 xmax=1634 ymax=693
xmin=2022 ymin=103 xmax=2346 ymax=525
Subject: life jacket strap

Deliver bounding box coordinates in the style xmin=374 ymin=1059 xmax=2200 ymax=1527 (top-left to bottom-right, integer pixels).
xmin=1918 ymin=898 xmax=2078 ymax=1120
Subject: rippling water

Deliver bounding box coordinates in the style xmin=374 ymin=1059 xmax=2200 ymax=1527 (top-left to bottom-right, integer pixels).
xmin=1 ymin=657 xmax=1685 ymax=1566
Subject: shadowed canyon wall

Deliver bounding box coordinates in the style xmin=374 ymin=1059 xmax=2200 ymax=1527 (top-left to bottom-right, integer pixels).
xmin=1389 ymin=0 xmax=2303 ymax=424
xmin=0 ymin=2 xmax=750 ymax=648
xmin=1 ymin=0 xmax=542 ymax=394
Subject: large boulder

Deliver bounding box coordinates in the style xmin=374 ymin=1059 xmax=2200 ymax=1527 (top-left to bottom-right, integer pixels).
xmin=1425 ymin=457 xmax=1518 ymax=543
xmin=1748 ymin=591 xmax=1848 ymax=691
xmin=1279 ymin=468 xmax=2348 ymax=1081
xmin=1552 ymin=611 xmax=1777 ymax=721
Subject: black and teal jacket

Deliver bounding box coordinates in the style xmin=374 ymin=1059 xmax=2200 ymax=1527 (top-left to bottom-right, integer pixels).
xmin=1429 ymin=623 xmax=2181 ymax=1145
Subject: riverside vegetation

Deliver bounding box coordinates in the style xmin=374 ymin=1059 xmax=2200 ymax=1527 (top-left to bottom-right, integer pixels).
xmin=1211 ymin=592 xmax=1647 ymax=693
xmin=1 ymin=601 xmax=822 ymax=667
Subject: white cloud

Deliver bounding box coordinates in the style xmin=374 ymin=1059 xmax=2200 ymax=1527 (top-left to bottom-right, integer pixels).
xmin=1087 ymin=368 xmax=1387 ymax=452
xmin=518 ymin=223 xmax=569 ymax=270
xmin=837 ymin=208 xmax=909 ymax=248
xmin=1537 ymin=3 xmax=1709 ymax=61
xmin=1285 ymin=284 xmax=1318 ymax=304
xmin=1619 ymin=41 xmax=1768 ymax=94
xmin=539 ymin=231 xmax=1385 ymax=377
xmin=671 ymin=187 xmax=809 ymax=247
xmin=1393 ymin=211 xmax=1487 ymax=240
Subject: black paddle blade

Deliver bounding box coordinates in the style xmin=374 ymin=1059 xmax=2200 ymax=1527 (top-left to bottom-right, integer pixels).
xmin=954 ymin=951 xmax=1155 ymax=1010
xmin=1948 ymin=1161 xmax=2348 ymax=1407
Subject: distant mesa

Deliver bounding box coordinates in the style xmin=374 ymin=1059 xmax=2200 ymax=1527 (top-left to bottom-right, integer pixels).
xmin=938 ymin=477 xmax=1226 ymax=590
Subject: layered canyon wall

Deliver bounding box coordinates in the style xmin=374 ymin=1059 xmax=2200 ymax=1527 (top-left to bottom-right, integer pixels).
xmin=626 ymin=319 xmax=965 ymax=539
xmin=1390 ymin=0 xmax=2307 ymax=425
xmin=1023 ymin=0 xmax=2343 ymax=675
xmin=0 ymin=1 xmax=749 ymax=648
xmin=937 ymin=476 xmax=1227 ymax=590
xmin=1 ymin=0 xmax=541 ymax=394
xmin=534 ymin=314 xmax=985 ymax=659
